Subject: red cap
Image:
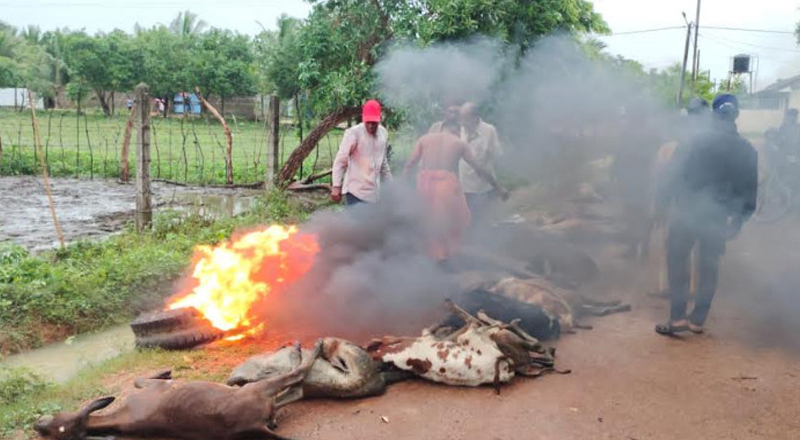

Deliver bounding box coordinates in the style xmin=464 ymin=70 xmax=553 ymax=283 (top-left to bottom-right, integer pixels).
xmin=362 ymin=99 xmax=382 ymax=122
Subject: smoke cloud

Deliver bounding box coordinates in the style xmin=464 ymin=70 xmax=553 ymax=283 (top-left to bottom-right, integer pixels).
xmin=257 ymin=34 xmax=799 ymax=351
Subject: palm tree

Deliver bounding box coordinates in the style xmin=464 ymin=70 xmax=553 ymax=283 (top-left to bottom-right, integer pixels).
xmin=169 ymin=10 xmax=207 ymax=37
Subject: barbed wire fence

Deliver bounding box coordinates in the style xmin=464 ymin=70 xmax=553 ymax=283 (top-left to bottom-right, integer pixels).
xmin=0 ymin=106 xmax=343 ymax=187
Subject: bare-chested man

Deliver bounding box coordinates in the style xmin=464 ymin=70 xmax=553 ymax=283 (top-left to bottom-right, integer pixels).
xmin=403 ymin=122 xmax=508 ymax=261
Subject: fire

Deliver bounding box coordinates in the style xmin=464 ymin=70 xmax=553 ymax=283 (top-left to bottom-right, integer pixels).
xmin=167 ymin=225 xmax=319 ymax=338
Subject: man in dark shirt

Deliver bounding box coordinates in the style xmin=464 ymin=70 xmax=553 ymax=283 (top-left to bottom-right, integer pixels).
xmin=655 ymin=94 xmax=758 ymax=335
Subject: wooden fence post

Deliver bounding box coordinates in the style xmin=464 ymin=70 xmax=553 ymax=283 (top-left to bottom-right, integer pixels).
xmin=265 ymin=95 xmax=280 ymax=187
xmin=135 ymin=83 xmax=152 ymax=232
xmin=28 ymin=89 xmax=66 ymax=248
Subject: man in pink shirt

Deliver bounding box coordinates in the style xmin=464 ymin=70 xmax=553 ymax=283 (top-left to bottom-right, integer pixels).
xmin=331 ymin=100 xmax=393 ymax=205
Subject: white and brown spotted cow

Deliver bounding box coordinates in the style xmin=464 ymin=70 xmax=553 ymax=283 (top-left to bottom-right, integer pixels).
xmin=366 ymin=302 xmax=560 ymax=391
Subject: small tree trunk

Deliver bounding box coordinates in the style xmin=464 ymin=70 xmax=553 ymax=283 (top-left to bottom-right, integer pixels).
xmin=97 ymin=90 xmax=111 ymax=117
xmin=295 ymin=94 xmax=303 ymax=141
xmin=277 ymin=106 xmax=360 ymax=187
xmin=265 ymin=95 xmax=280 ymax=187
xmin=196 ymin=87 xmax=233 ymax=184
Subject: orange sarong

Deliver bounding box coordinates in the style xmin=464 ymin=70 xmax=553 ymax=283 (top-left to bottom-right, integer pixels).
xmin=417 ymin=170 xmax=471 ymax=260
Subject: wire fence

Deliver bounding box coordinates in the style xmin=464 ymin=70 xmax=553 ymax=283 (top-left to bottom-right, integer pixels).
xmin=0 ymin=108 xmax=346 ymax=186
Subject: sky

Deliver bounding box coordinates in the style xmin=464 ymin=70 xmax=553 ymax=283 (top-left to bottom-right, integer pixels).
xmin=2 ymin=0 xmax=799 ymax=90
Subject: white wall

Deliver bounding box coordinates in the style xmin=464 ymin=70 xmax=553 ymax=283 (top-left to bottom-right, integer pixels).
xmin=0 ymin=88 xmax=45 ymax=109
xmin=738 ymin=109 xmax=783 ymax=135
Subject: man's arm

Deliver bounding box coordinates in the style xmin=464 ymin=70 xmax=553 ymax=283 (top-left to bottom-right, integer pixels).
xmin=331 ymin=129 xmax=356 ymax=202
xmin=380 ymin=134 xmax=393 ymax=182
xmin=737 ymin=145 xmax=759 ymax=225
xmin=402 ymin=139 xmax=424 ymax=180
xmin=462 ymin=144 xmax=508 ymax=199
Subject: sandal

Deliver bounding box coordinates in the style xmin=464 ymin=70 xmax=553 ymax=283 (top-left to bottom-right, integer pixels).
xmin=655 ymin=322 xmax=690 ymax=335
xmin=687 ymin=322 xmax=704 ymax=334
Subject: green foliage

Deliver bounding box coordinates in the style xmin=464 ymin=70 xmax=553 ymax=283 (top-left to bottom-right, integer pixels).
xmin=0 ymin=367 xmax=52 ymax=406
xmin=194 ymin=29 xmax=257 ymax=100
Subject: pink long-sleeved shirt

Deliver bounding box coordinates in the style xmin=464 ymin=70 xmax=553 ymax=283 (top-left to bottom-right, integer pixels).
xmin=332 ymin=123 xmax=392 ymax=202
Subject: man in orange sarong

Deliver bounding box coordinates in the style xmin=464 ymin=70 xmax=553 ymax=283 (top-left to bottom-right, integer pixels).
xmin=403 ymin=122 xmax=508 ymax=261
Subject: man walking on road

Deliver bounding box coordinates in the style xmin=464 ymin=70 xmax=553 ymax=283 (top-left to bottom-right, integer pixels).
xmin=458 ymin=102 xmax=502 ymax=220
xmin=404 ymin=119 xmax=508 ymax=261
xmin=331 ymin=100 xmax=393 ymax=205
xmin=655 ymin=94 xmax=758 ymax=335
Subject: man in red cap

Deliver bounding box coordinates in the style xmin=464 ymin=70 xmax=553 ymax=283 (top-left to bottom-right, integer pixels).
xmin=332 ymin=99 xmax=393 ymax=205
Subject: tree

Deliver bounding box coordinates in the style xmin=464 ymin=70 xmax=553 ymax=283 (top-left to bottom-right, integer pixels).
xmin=169 ymin=10 xmax=207 ymax=37
xmin=275 ymin=0 xmax=608 ymax=185
xmin=193 ymin=29 xmax=257 ymax=111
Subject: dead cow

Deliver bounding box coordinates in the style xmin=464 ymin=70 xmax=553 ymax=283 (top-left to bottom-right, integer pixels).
xmin=227 ymin=337 xmax=389 ymax=399
xmin=491 ymin=277 xmax=630 ymax=332
xmin=33 ymin=340 xmax=323 ymax=440
xmin=367 ymin=302 xmax=562 ymax=391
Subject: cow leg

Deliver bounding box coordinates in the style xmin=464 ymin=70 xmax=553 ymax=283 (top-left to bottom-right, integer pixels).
xmin=274 ymin=385 xmax=304 ymax=409
xmin=445 ymin=299 xmax=482 ymax=326
xmin=493 ymin=356 xmax=509 ymax=395
xmin=133 ymin=370 xmax=172 ymax=388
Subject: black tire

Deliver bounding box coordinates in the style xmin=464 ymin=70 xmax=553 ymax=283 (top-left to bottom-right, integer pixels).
xmin=130 ymin=308 xmax=201 ymax=338
xmin=135 ymin=327 xmax=224 ymax=350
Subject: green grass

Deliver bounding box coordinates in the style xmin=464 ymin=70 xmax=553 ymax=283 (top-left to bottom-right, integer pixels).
xmin=0 ymin=109 xmax=418 ymax=185
xmin=0 ymin=190 xmax=320 ymax=356
xmin=0 ymin=109 xmax=351 ymax=185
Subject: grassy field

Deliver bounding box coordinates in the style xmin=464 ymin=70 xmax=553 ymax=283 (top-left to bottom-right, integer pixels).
xmin=0 ymin=109 xmax=358 ymax=185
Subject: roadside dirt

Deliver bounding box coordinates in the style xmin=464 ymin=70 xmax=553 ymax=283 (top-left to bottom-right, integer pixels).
xmin=78 ymin=206 xmax=800 ymax=440
xmin=10 ymin=183 xmax=800 ymax=439
xmin=268 ymin=220 xmax=800 ymax=440
xmin=0 ymin=176 xmax=259 ymax=251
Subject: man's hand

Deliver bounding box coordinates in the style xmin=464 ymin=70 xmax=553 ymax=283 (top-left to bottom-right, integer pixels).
xmin=331 ymin=186 xmax=343 ymax=203
xmin=498 ymin=187 xmax=510 ymax=201
xmin=726 ymin=217 xmax=743 ymax=240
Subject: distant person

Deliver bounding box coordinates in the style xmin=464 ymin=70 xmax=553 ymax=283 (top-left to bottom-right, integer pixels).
xmin=458 ymin=102 xmax=502 ymax=220
xmin=126 ymin=96 xmax=133 ymax=111
xmin=766 ymin=108 xmax=800 ymax=160
xmin=404 ymin=120 xmax=508 ymax=261
xmin=428 ymin=99 xmax=463 ymax=134
xmin=331 ymin=100 xmax=393 ymax=205
xmin=655 ymin=94 xmax=758 ymax=335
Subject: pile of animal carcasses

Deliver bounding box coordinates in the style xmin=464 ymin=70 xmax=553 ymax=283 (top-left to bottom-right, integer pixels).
xmin=34 ymin=265 xmax=632 ymax=440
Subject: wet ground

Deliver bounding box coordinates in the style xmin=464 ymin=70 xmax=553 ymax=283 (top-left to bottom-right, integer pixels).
xmin=2 ymin=325 xmax=133 ymax=383
xmin=0 ymin=176 xmax=260 ymax=251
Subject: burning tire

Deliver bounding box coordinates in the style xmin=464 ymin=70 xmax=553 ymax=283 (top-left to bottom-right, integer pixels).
xmin=131 ymin=307 xmax=224 ymax=350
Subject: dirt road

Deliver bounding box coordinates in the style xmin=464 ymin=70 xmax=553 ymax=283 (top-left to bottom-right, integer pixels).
xmin=271 ymin=216 xmax=800 ymax=440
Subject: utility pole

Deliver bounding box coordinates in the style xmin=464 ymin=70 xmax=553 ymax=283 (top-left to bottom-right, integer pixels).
xmin=690 ymin=0 xmax=702 ymax=93
xmin=678 ymin=13 xmax=693 ymax=107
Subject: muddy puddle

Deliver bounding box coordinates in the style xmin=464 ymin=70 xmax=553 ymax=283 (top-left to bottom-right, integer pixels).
xmin=1 ymin=325 xmax=133 ymax=383
xmin=0 ymin=176 xmax=260 ymax=251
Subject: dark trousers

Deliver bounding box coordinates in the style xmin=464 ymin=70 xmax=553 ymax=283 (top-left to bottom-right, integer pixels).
xmin=345 ymin=193 xmax=367 ymax=206
xmin=465 ymin=191 xmax=497 ymax=223
xmin=666 ymin=221 xmax=726 ymax=325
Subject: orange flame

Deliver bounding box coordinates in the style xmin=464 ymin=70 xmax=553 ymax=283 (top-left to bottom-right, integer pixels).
xmin=167 ymin=225 xmax=319 ymax=338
